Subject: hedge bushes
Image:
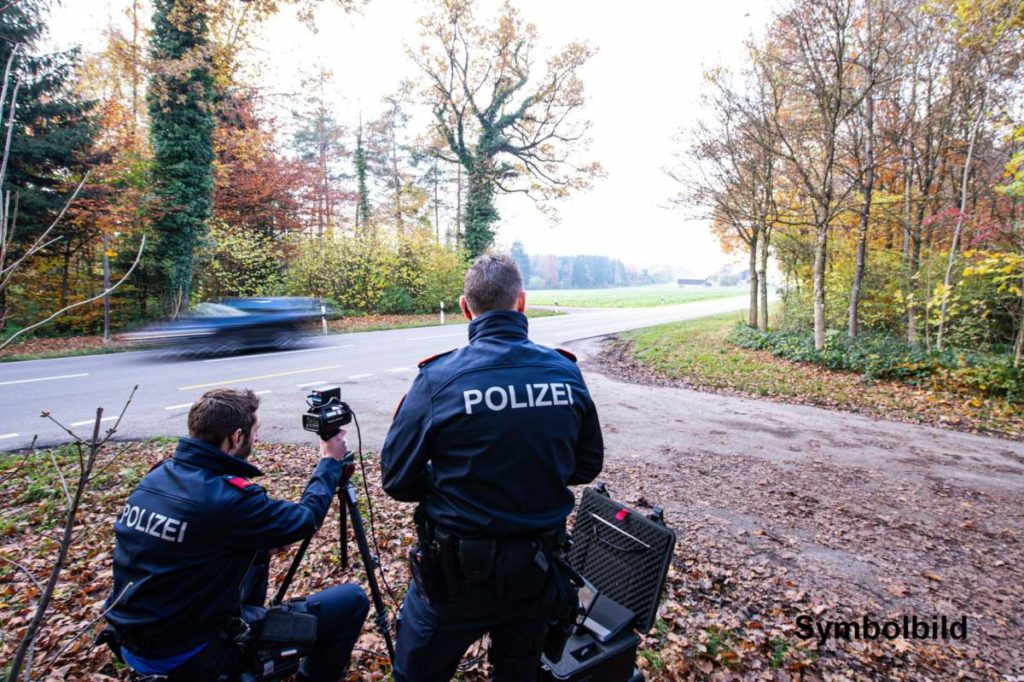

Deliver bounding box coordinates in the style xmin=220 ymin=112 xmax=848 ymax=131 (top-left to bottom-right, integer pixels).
xmin=284 ymin=228 xmax=466 ymax=315
xmin=729 ymin=324 xmax=1024 ymax=403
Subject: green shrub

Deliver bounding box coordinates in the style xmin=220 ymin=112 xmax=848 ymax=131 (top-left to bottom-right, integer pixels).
xmin=729 ymin=324 xmax=1024 ymax=402
xmin=378 ymin=285 xmax=415 ymax=314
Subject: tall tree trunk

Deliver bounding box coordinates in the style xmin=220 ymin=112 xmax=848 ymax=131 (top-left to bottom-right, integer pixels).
xmin=59 ymin=239 xmax=72 ymax=308
xmin=813 ymin=217 xmax=828 ymax=351
xmin=936 ymin=87 xmax=988 ymax=351
xmin=390 ymin=125 xmax=403 ymax=232
xmin=758 ymin=227 xmax=770 ymax=331
xmin=433 ymin=157 xmax=440 ymax=243
xmin=748 ymin=233 xmax=759 ymax=328
xmin=1014 ymin=263 xmax=1024 ymax=368
xmin=848 ymin=5 xmax=874 ymax=339
xmin=907 ymin=230 xmax=922 ymax=345
xmin=464 ymin=162 xmax=498 ymax=257
xmin=455 ymin=164 xmax=462 ymax=248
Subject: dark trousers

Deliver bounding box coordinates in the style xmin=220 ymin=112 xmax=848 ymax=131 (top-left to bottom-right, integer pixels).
xmin=169 ymin=584 xmax=370 ymax=681
xmin=393 ymin=581 xmax=549 ymax=682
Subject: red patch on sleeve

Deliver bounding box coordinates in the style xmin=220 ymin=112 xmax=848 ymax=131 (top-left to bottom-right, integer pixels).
xmin=615 ymin=509 xmax=628 ymax=522
xmin=227 ymin=477 xmax=252 ymax=489
xmin=555 ymin=348 xmax=577 ymax=362
xmin=418 ymin=353 xmax=440 ymax=368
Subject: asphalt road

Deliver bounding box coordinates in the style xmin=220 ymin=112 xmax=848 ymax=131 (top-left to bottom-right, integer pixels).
xmin=0 ymin=295 xmax=749 ymax=453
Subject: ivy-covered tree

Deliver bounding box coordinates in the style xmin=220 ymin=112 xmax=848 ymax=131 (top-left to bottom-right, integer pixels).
xmin=148 ymin=0 xmax=215 ymax=315
xmin=412 ymin=0 xmax=601 ymax=257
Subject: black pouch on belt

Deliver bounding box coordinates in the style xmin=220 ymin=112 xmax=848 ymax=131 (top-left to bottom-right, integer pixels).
xmin=458 ymin=538 xmax=497 ymax=583
xmin=495 ymin=540 xmax=551 ymax=600
xmin=409 ymin=543 xmax=448 ymax=604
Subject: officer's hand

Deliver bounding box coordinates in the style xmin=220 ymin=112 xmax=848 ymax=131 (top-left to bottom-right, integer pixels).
xmin=320 ymin=428 xmax=348 ymax=462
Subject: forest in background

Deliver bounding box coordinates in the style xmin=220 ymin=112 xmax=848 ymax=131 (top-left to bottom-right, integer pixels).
xmin=673 ymin=0 xmax=1024 ymax=399
xmin=0 ymin=0 xmax=617 ymax=341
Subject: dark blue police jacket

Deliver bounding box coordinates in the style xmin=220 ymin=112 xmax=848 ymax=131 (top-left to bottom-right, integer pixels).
xmin=381 ymin=309 xmax=604 ymax=537
xmin=104 ymin=437 xmax=342 ymax=657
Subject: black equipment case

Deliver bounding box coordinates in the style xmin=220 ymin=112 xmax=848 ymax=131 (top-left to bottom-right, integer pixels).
xmin=540 ymin=485 xmax=677 ymax=681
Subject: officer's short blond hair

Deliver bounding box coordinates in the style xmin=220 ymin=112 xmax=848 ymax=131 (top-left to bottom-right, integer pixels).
xmin=463 ymin=253 xmax=523 ymax=313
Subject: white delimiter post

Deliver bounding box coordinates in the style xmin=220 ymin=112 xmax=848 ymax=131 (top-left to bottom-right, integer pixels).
xmin=321 ymin=305 xmax=328 ymax=335
xmin=102 ymin=233 xmax=111 ymax=344
xmin=440 ymin=301 xmax=445 ymax=325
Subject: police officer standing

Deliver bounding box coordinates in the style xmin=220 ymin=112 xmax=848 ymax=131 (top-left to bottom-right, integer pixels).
xmin=104 ymin=388 xmax=370 ymax=680
xmin=381 ymin=254 xmax=604 ymax=681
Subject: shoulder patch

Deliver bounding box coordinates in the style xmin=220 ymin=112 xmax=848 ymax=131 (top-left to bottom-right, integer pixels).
xmin=418 ymin=348 xmax=456 ymax=368
xmin=555 ymin=348 xmax=577 ymax=363
xmin=225 ymin=476 xmax=258 ymax=491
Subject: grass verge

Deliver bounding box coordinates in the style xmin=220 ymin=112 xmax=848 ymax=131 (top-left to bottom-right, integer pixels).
xmin=609 ymin=310 xmax=1024 ymax=439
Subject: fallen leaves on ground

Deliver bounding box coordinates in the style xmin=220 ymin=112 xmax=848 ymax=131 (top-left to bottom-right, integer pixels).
xmin=0 ymin=334 xmax=122 ymax=360
xmin=2 ymin=438 xmax=1021 ymax=680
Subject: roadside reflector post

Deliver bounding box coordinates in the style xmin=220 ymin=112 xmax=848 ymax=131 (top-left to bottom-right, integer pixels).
xmin=440 ymin=301 xmax=445 ymax=326
xmin=102 ymin=232 xmax=111 ymax=344
xmin=321 ymin=305 xmax=328 ymax=335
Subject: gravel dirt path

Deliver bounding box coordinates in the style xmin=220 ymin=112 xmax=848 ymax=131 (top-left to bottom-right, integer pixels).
xmin=563 ymin=336 xmax=1024 ymax=679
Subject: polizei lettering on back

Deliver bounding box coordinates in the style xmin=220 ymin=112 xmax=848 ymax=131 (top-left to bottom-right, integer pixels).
xmin=118 ymin=503 xmax=188 ymax=544
xmin=464 ymin=383 xmax=574 ymax=415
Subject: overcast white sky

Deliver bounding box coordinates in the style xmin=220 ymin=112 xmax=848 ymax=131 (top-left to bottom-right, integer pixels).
xmin=46 ymin=0 xmax=775 ymax=276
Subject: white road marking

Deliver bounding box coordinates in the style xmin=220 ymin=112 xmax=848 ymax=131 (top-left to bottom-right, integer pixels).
xmin=0 ymin=433 xmax=19 ymax=440
xmin=0 ymin=373 xmax=88 ymax=386
xmin=296 ymin=380 xmax=327 ymax=388
xmin=388 ymin=367 xmax=411 ymax=373
xmin=178 ymin=365 xmax=342 ymax=391
xmin=70 ymin=416 xmax=117 ymax=427
xmin=203 ymin=346 xmax=352 ymax=363
xmin=164 ymin=403 xmax=193 ymax=411
xmin=347 ymin=373 xmax=373 ymax=380
xmin=254 ymin=390 xmax=272 ymax=395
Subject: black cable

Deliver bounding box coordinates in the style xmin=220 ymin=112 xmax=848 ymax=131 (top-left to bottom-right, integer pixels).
xmin=349 ymin=407 xmax=487 ymax=673
xmin=351 ymin=410 xmax=401 ymax=612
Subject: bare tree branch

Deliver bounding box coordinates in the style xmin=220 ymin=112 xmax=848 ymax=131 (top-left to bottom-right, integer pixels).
xmin=32 ymin=581 xmax=135 ymax=681
xmin=47 ymin=448 xmax=72 ymax=509
xmin=1 ymin=234 xmax=146 ymax=350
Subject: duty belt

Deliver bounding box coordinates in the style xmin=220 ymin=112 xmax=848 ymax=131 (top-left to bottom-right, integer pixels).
xmin=432 ymin=524 xmax=567 ymax=593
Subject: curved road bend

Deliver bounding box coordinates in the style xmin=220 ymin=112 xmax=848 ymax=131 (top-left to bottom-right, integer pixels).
xmin=0 ymin=295 xmax=749 ymax=452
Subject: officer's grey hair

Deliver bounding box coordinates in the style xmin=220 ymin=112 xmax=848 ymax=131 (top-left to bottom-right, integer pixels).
xmin=463 ymin=253 xmax=523 ymax=313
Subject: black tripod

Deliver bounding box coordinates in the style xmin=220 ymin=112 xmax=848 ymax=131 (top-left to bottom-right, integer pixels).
xmin=272 ymin=452 xmax=396 ymax=662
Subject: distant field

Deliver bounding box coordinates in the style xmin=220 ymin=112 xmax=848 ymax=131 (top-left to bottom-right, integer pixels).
xmin=525 ymin=283 xmax=746 ymax=308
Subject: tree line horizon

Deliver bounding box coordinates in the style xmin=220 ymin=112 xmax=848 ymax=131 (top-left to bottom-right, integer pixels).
xmin=673 ymin=0 xmax=1024 ymax=369
xmin=0 ymin=0 xmax=610 ymax=336
xmin=1 ymin=0 xmax=1021 ymax=364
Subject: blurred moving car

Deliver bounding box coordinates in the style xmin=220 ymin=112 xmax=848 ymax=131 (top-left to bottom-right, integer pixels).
xmin=220 ymin=297 xmax=322 ymax=316
xmin=125 ymin=297 xmax=321 ymax=356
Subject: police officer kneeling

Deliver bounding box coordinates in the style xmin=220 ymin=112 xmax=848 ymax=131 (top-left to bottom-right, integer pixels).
xmin=381 ymin=254 xmax=605 ymax=681
xmin=104 ymin=389 xmax=370 ymax=681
